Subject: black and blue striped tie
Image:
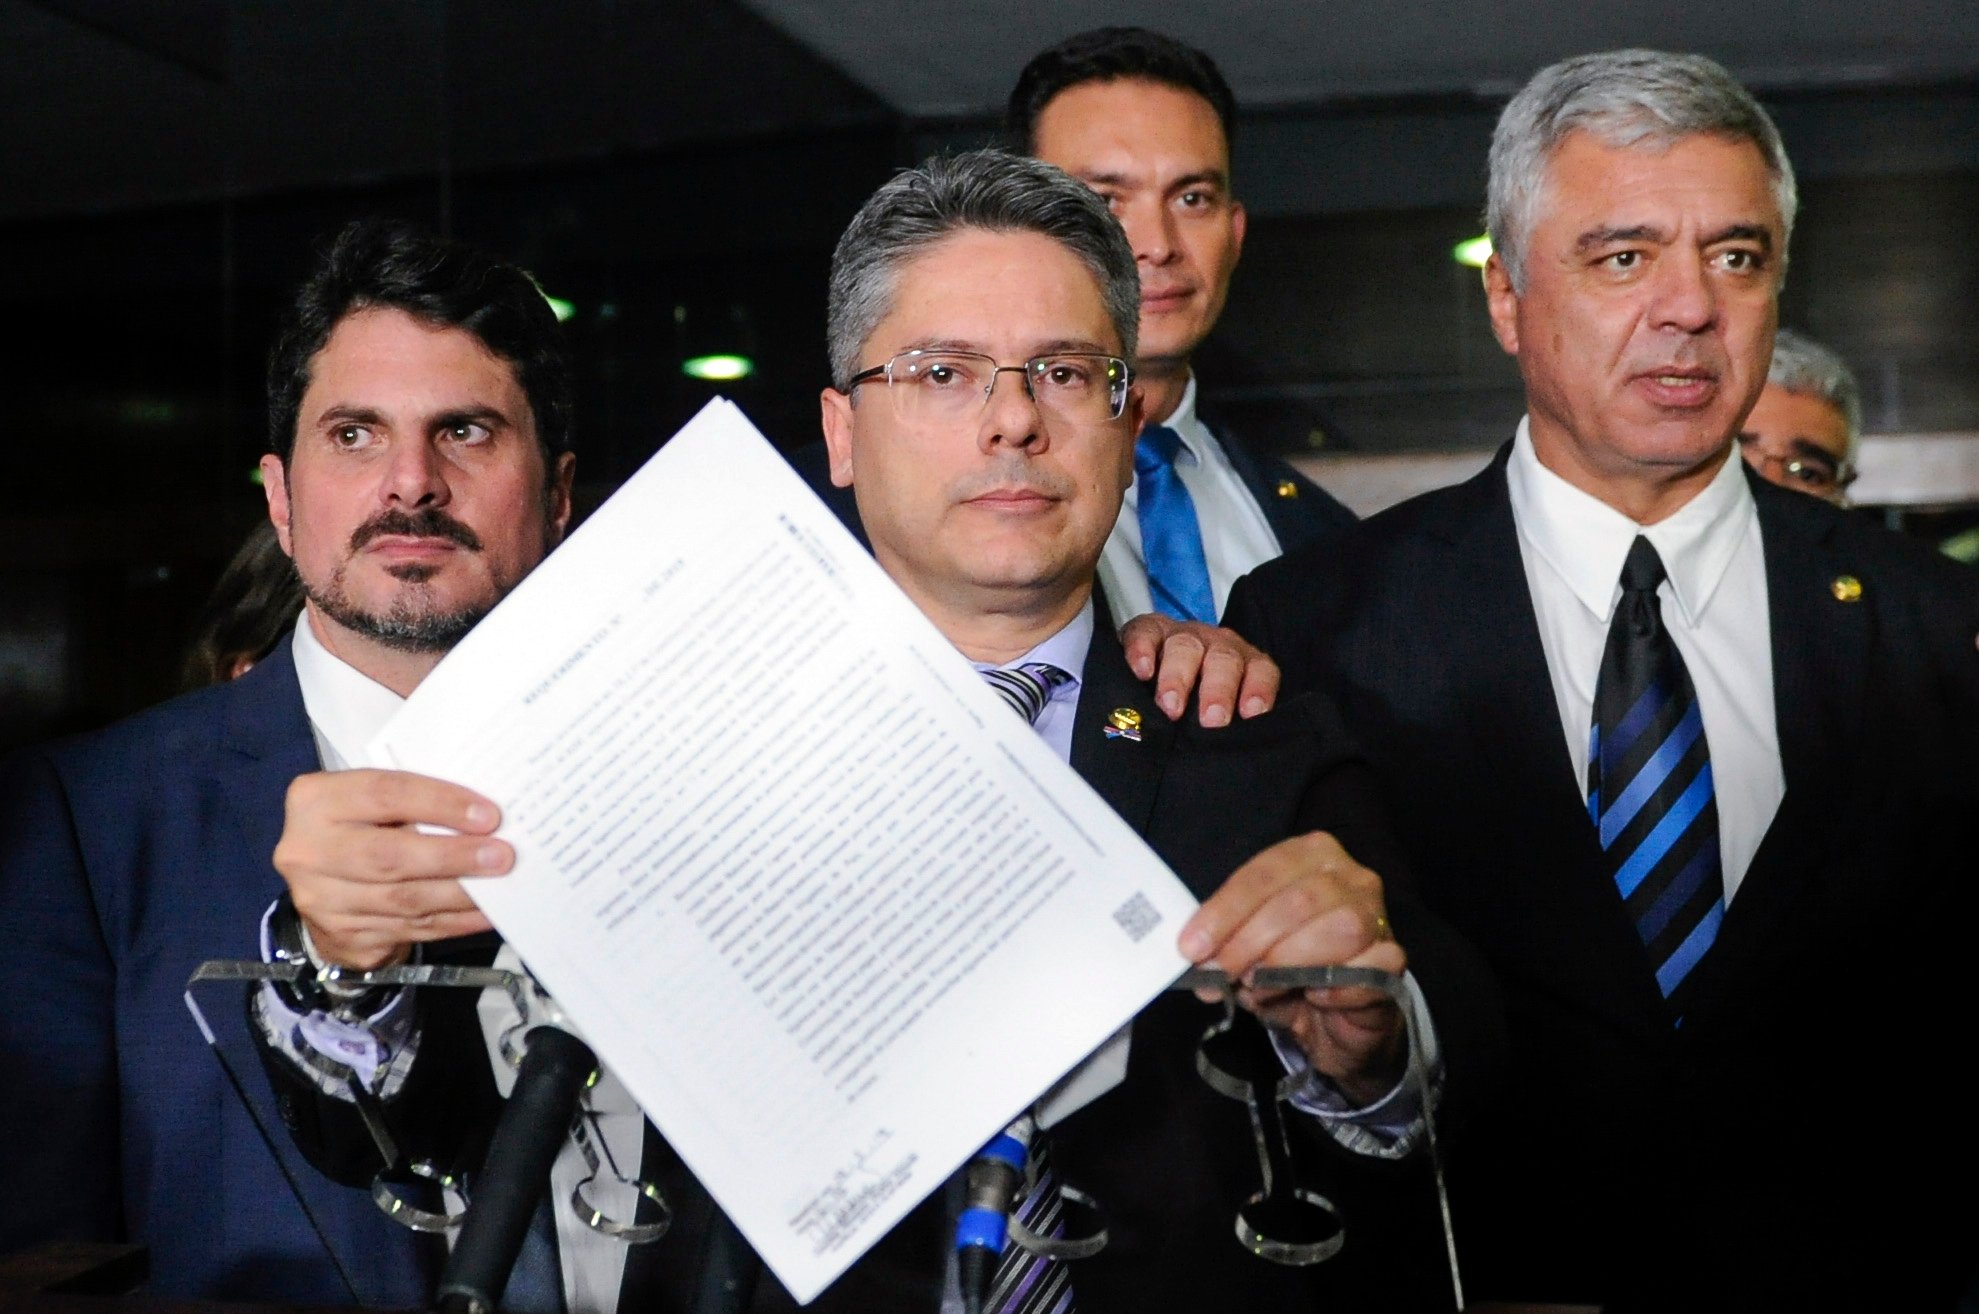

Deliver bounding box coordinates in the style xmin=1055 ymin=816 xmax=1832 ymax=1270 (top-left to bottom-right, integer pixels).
xmin=1588 ymin=536 xmax=1724 ymax=1017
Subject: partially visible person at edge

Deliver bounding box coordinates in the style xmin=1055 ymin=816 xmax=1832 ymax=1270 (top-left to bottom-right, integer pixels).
xmin=1737 ymin=325 xmax=1860 ymax=503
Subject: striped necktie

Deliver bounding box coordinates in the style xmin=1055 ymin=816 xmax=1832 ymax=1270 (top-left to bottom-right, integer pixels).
xmin=977 ymin=661 xmax=1079 ymax=1313
xmin=980 ymin=663 xmax=1074 ymax=727
xmin=1134 ymin=424 xmax=1217 ymax=624
xmin=1588 ymin=536 xmax=1725 ymax=1017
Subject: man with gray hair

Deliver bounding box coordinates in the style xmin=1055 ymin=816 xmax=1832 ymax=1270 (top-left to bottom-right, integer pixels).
xmin=1739 ymin=326 xmax=1862 ymax=501
xmin=1228 ymin=49 xmax=1979 ymax=1306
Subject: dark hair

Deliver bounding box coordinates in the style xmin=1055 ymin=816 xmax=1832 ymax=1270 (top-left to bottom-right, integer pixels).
xmin=179 ymin=520 xmax=305 ymax=689
xmin=1006 ymin=27 xmax=1237 ymax=154
xmin=264 ymin=217 xmax=573 ymax=462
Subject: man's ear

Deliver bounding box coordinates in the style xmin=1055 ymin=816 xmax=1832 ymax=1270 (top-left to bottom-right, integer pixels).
xmin=1483 ymin=252 xmax=1521 ymax=357
xmin=259 ymin=454 xmax=294 ymax=557
xmin=546 ymin=451 xmax=577 ymax=545
xmin=1229 ymin=199 xmax=1248 ymax=264
xmin=819 ymin=387 xmax=856 ymax=488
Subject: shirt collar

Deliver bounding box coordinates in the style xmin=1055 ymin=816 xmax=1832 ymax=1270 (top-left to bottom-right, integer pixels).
xmin=972 ymin=596 xmax=1094 ymax=689
xmin=1506 ymin=417 xmax=1757 ymax=628
xmin=290 ymin=612 xmax=406 ymax=770
xmin=1149 ymin=373 xmax=1204 ymax=468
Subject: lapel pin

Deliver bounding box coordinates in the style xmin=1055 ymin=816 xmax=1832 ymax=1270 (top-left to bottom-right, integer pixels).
xmin=1275 ymin=479 xmax=1299 ymax=499
xmin=1830 ymin=575 xmax=1863 ymax=603
xmin=1104 ymin=707 xmax=1143 ymax=742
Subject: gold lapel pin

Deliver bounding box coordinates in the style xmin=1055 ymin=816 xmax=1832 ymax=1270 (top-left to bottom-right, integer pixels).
xmin=1275 ymin=479 xmax=1299 ymax=499
xmin=1104 ymin=707 xmax=1143 ymax=742
xmin=1831 ymin=575 xmax=1863 ymax=602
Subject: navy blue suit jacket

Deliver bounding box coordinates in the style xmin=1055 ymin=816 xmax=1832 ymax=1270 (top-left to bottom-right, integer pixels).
xmin=0 ymin=638 xmax=430 ymax=1304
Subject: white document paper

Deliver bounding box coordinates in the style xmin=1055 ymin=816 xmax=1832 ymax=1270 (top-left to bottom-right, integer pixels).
xmin=371 ymin=399 xmax=1201 ymax=1303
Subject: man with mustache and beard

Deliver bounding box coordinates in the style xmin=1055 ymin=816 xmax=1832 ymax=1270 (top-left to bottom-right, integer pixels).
xmin=0 ymin=218 xmax=578 ymax=1304
xmin=1226 ymin=49 xmax=1979 ymax=1307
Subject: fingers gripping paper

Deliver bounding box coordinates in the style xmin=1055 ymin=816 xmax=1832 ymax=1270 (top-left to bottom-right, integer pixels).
xmin=370 ymin=400 xmax=1199 ymax=1302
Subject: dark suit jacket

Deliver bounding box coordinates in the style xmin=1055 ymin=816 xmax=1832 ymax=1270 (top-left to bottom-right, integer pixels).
xmin=1225 ymin=448 xmax=1979 ymax=1309
xmin=261 ymin=604 xmax=1499 ymax=1313
xmin=782 ymin=407 xmax=1355 ymax=563
xmin=0 ymin=639 xmax=432 ymax=1305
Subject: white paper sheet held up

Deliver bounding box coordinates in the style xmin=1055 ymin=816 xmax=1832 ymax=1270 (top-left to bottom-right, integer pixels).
xmin=369 ymin=399 xmax=1201 ymax=1303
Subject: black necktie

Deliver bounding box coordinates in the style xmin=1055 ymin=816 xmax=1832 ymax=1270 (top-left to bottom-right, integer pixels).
xmin=1588 ymin=537 xmax=1726 ymax=1017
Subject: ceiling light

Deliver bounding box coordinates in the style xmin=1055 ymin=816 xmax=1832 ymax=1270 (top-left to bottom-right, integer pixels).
xmin=683 ymin=354 xmax=755 ymax=381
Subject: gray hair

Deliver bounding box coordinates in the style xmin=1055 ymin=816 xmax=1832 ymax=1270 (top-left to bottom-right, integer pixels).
xmin=826 ymin=149 xmax=1139 ymax=390
xmin=1769 ymin=327 xmax=1863 ymax=456
xmin=1487 ymin=49 xmax=1798 ymax=291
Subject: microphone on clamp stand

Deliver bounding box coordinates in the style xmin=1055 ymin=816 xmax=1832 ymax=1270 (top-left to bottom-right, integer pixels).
xmin=956 ymin=1115 xmax=1033 ymax=1314
xmin=436 ymin=1025 xmax=597 ymax=1314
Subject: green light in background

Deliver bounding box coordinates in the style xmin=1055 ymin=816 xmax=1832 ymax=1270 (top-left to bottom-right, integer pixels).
xmin=248 ymin=466 xmax=264 ymax=486
xmin=683 ymin=354 xmax=755 ymax=381
xmin=1452 ymin=235 xmax=1493 ymax=269
xmin=543 ymin=295 xmax=577 ymax=323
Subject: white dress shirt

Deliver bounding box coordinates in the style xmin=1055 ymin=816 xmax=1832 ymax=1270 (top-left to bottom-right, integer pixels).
xmin=1505 ymin=420 xmax=1784 ymax=901
xmin=1097 ymin=374 xmax=1285 ymax=624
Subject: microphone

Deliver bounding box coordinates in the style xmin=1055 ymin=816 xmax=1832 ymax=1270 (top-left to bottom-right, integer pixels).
xmin=956 ymin=1115 xmax=1033 ymax=1314
xmin=436 ymin=1025 xmax=597 ymax=1314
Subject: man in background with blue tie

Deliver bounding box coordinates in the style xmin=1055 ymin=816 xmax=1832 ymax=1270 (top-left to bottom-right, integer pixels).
xmin=1010 ymin=27 xmax=1356 ymax=625
xmin=1226 ymin=48 xmax=1979 ymax=1308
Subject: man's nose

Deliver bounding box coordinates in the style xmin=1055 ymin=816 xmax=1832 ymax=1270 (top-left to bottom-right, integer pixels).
xmin=1650 ymin=252 xmax=1718 ymax=334
xmin=1121 ymin=195 xmax=1177 ymax=266
xmin=382 ymin=438 xmax=452 ymax=507
xmin=979 ymin=366 xmax=1046 ymax=452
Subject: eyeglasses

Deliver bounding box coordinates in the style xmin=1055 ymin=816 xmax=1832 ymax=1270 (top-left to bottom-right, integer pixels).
xmin=1739 ymin=441 xmax=1856 ymax=499
xmin=844 ymin=350 xmax=1133 ymax=426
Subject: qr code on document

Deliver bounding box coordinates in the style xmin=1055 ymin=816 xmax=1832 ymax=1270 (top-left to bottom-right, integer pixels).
xmin=1111 ymin=892 xmax=1161 ymax=943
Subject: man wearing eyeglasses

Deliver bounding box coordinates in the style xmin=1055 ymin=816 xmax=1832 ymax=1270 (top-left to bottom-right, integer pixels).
xmin=262 ymin=150 xmax=1495 ymax=1314
xmin=1736 ymin=327 xmax=1861 ymax=502
xmin=809 ymin=148 xmax=1491 ymax=1312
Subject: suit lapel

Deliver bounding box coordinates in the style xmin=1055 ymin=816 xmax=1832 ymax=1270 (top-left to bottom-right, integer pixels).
xmin=1068 ymin=591 xmax=1175 ymax=841
xmin=1432 ymin=455 xmax=1675 ymax=1034
xmin=1682 ymin=477 xmax=1873 ymax=1025
xmin=203 ymin=638 xmax=440 ymax=1301
xmin=214 ymin=636 xmax=322 ymax=871
xmin=1200 ymin=409 xmax=1329 ymax=552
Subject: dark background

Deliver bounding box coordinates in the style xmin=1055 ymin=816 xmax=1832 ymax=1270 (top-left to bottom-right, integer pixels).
xmin=3 ymin=0 xmax=1976 ymax=751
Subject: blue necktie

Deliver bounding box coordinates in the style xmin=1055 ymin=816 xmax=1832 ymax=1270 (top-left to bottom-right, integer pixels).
xmin=1588 ymin=537 xmax=1725 ymax=1017
xmin=1134 ymin=425 xmax=1216 ymax=624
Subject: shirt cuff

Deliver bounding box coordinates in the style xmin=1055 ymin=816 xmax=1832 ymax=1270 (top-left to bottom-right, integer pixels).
xmin=253 ymin=900 xmax=422 ymax=1099
xmin=1267 ymin=969 xmax=1443 ymax=1161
